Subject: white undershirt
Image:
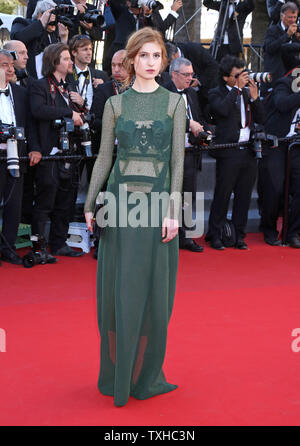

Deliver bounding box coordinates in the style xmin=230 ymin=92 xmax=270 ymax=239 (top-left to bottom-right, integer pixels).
xmin=75 ymin=64 xmax=93 ymax=110
xmin=226 ymin=85 xmax=250 ymax=143
xmin=0 ymin=84 xmax=16 ymax=150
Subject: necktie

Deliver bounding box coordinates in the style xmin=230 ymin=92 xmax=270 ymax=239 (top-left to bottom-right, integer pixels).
xmin=0 ymin=89 xmax=9 ymax=96
xmin=78 ymin=71 xmax=89 ymax=78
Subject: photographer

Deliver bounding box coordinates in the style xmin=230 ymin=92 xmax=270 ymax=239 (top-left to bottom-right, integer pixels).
xmin=258 ymin=69 xmax=300 ymax=248
xmin=0 ymin=50 xmax=41 ymax=265
xmin=165 ymin=57 xmax=211 ymax=253
xmin=267 ymin=0 xmax=300 ymax=25
xmin=203 ymin=0 xmax=256 ymax=61
xmin=3 ymin=40 xmax=29 ymax=87
xmin=206 ymin=55 xmax=265 ymax=250
xmin=106 ymin=0 xmax=181 ymax=69
xmin=11 ymin=0 xmax=69 ymax=79
xmin=29 ymin=42 xmax=85 ymax=258
xmin=264 ymin=2 xmax=300 ymax=88
xmin=55 ymin=0 xmax=105 ymax=41
xmin=165 ymin=40 xmax=219 ymax=112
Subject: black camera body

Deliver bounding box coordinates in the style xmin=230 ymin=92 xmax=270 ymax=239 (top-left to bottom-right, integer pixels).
xmin=189 ymin=130 xmax=212 ymax=146
xmin=52 ymin=3 xmax=105 ymax=29
xmin=53 ymin=117 xmax=74 ymax=151
xmin=73 ymin=112 xmax=95 ymax=157
xmin=0 ymin=122 xmax=25 ymax=144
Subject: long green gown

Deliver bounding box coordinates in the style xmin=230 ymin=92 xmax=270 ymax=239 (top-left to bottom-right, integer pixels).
xmin=84 ymin=86 xmax=186 ymax=407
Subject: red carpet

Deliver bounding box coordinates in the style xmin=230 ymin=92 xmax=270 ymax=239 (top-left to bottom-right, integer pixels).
xmin=1 ymin=233 xmax=300 ymax=426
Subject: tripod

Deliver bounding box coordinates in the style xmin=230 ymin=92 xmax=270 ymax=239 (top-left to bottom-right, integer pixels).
xmin=210 ymin=0 xmax=245 ymax=61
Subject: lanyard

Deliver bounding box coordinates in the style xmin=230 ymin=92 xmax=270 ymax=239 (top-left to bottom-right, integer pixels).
xmin=73 ymin=67 xmax=90 ymax=98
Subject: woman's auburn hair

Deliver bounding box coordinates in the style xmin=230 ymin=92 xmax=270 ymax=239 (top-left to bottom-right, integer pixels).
xmin=122 ymin=27 xmax=168 ymax=86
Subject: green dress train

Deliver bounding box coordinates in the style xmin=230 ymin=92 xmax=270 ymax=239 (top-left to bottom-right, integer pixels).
xmin=84 ymin=86 xmax=186 ymax=407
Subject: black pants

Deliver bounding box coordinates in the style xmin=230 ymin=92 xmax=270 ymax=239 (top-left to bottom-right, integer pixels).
xmin=31 ymin=160 xmax=79 ymax=252
xmin=259 ymin=143 xmax=300 ymax=240
xmin=0 ymin=164 xmax=24 ymax=254
xmin=208 ymin=150 xmax=257 ymax=241
xmin=179 ymin=149 xmax=201 ymax=241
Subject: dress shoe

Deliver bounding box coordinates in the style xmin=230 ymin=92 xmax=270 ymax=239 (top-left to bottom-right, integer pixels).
xmin=287 ymin=236 xmax=300 ymax=249
xmin=51 ymin=244 xmax=84 ymax=257
xmin=1 ymin=251 xmax=23 ymax=265
xmin=210 ymin=238 xmax=225 ymax=250
xmin=180 ymin=239 xmax=204 ymax=252
xmin=235 ymin=239 xmax=248 ymax=250
xmin=264 ymin=237 xmax=281 ymax=246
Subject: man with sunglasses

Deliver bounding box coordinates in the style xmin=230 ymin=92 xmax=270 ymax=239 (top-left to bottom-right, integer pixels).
xmin=206 ymin=55 xmax=265 ymax=250
xmin=165 ymin=57 xmax=211 ymax=252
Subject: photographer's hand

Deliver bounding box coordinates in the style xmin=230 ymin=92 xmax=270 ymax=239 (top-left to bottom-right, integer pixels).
xmin=58 ymin=23 xmax=69 ymax=43
xmin=171 ymin=0 xmax=183 ymax=12
xmin=236 ymin=70 xmax=249 ymax=89
xmin=69 ymin=91 xmax=85 ymax=107
xmin=92 ymin=77 xmax=104 ymax=88
xmin=80 ymin=20 xmax=93 ymax=30
xmin=248 ymin=78 xmax=258 ymax=101
xmin=28 ymin=151 xmax=42 ymax=166
xmin=287 ymin=23 xmax=298 ymax=37
xmin=72 ymin=111 xmax=84 ymax=126
xmin=190 ymin=120 xmax=204 ymax=137
xmin=40 ymin=9 xmax=55 ymax=28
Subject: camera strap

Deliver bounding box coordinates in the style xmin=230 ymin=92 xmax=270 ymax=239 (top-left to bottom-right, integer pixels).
xmin=48 ymin=76 xmax=69 ymax=105
xmin=73 ymin=67 xmax=90 ymax=98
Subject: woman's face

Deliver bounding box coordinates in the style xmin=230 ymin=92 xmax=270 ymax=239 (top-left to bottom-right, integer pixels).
xmin=132 ymin=41 xmax=162 ymax=81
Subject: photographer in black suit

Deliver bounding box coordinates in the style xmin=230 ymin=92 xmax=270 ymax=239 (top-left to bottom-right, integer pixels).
xmin=165 ymin=57 xmax=211 ymax=252
xmin=264 ymin=2 xmax=300 ymax=89
xmin=206 ymin=55 xmax=265 ymax=250
xmin=105 ymin=0 xmax=180 ymax=73
xmin=0 ymin=50 xmax=41 ymax=265
xmin=259 ymin=70 xmax=300 ymax=247
xmin=203 ymin=0 xmax=256 ymax=61
xmin=11 ymin=0 xmax=69 ymax=79
xmin=29 ymin=42 xmax=85 ymax=258
xmin=267 ymin=0 xmax=300 ymax=24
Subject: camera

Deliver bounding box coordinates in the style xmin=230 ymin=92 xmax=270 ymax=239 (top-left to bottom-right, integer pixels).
xmin=53 ymin=117 xmax=74 ymax=151
xmin=189 ymin=130 xmax=212 ymax=146
xmin=9 ymin=50 xmax=18 ymax=61
xmin=80 ymin=9 xmax=105 ymax=27
xmin=73 ymin=112 xmax=95 ymax=157
xmin=242 ymin=69 xmax=272 ymax=84
xmin=23 ymin=235 xmax=58 ymax=268
xmin=0 ymin=122 xmax=25 ymax=143
xmin=0 ymin=122 xmax=25 ymax=178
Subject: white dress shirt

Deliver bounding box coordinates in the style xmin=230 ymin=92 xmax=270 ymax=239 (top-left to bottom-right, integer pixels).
xmin=0 ymin=84 xmax=16 ymax=150
xmin=227 ymin=85 xmax=250 ymax=143
xmin=75 ymin=64 xmax=93 ymax=110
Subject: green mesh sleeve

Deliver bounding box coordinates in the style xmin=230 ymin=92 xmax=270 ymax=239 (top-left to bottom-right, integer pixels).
xmin=166 ymin=95 xmax=186 ymax=220
xmin=84 ymin=97 xmax=116 ymax=213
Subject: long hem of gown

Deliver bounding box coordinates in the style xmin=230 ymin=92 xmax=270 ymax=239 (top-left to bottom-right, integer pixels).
xmin=98 ymin=383 xmax=178 ymax=407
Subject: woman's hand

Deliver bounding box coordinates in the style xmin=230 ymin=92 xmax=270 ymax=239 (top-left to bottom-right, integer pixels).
xmin=85 ymin=211 xmax=94 ymax=233
xmin=162 ymin=217 xmax=179 ymax=243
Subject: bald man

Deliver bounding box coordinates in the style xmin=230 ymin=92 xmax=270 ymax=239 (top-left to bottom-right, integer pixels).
xmin=3 ymin=40 xmax=29 ymax=87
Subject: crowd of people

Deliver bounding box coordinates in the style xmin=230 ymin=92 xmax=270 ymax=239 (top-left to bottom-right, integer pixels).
xmin=1 ymin=0 xmax=300 ymax=267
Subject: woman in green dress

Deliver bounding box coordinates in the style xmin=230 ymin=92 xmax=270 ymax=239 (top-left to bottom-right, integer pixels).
xmin=84 ymin=27 xmax=186 ymax=407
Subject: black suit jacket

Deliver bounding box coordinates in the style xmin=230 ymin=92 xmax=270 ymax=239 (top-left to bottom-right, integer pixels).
xmin=208 ymin=82 xmax=265 ymax=157
xmin=5 ymin=84 xmax=40 ymax=171
xmin=264 ymin=75 xmax=300 ymax=138
xmin=90 ymin=80 xmax=115 ymax=153
xmin=204 ymin=0 xmax=256 ymax=54
xmin=29 ymin=77 xmax=74 ymax=156
xmin=176 ymin=41 xmax=219 ymax=103
xmin=263 ymin=22 xmax=300 ymax=86
xmin=11 ymin=18 xmax=60 ymax=79
xmin=66 ymin=67 xmax=109 ymax=96
xmin=164 ymin=80 xmax=210 ymax=133
xmin=108 ymin=0 xmax=176 ymax=47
